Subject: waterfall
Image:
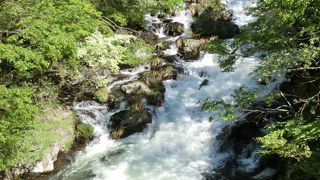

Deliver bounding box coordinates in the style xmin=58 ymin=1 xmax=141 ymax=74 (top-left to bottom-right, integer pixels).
xmin=52 ymin=1 xmax=282 ymax=179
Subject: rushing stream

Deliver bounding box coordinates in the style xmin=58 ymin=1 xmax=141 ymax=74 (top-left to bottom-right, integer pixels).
xmin=53 ymin=0 xmax=282 ymax=179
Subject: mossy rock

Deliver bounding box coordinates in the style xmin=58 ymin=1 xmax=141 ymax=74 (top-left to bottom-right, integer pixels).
xmin=191 ymin=6 xmax=239 ymax=39
xmin=75 ymin=123 xmax=94 ymax=142
xmin=165 ymin=22 xmax=184 ymax=36
xmin=95 ymin=87 xmax=109 ymax=103
xmin=107 ymin=87 xmax=126 ymax=110
xmin=147 ymin=92 xmax=164 ymax=107
xmin=109 ymin=109 xmax=152 ymax=139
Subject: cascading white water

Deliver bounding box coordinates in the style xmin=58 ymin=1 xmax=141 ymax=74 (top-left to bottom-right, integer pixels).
xmin=53 ymin=1 xmax=282 ymax=179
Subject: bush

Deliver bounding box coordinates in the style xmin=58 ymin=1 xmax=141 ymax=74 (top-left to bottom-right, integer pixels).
xmin=0 ymin=0 xmax=112 ymax=81
xmin=0 ymin=86 xmax=39 ymax=170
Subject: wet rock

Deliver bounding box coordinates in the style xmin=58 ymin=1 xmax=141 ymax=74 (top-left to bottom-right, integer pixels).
xmin=109 ymin=109 xmax=152 ymax=139
xmin=161 ymin=55 xmax=177 ymax=63
xmin=152 ymin=22 xmax=162 ymax=30
xmin=192 ymin=6 xmax=239 ymax=39
xmin=120 ymin=80 xmax=152 ymax=95
xmin=199 ymin=79 xmax=209 ymax=89
xmin=199 ymin=71 xmax=208 ymax=77
xmin=165 ymin=22 xmax=184 ymax=36
xmin=147 ymin=92 xmax=165 ymax=107
xmin=176 ymin=37 xmax=205 ymax=60
xmin=163 ymin=18 xmax=173 ymax=24
xmin=52 ymin=151 xmax=71 ymax=172
xmin=139 ymin=65 xmax=177 ymax=107
xmin=107 ymin=88 xmax=126 ymax=110
xmin=140 ymin=30 xmax=159 ymax=45
xmin=75 ymin=123 xmax=94 ymax=145
xmin=253 ymin=168 xmax=276 ymax=180
xmin=155 ymin=41 xmax=170 ymax=52
xmin=219 ymin=121 xmax=262 ymax=154
xmin=157 ymin=13 xmax=170 ymax=19
xmin=141 ymin=65 xmax=177 ymax=84
xmin=157 ymin=65 xmax=178 ymax=80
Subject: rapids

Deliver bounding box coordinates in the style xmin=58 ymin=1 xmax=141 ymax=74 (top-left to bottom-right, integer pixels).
xmin=53 ymin=0 xmax=282 ymax=179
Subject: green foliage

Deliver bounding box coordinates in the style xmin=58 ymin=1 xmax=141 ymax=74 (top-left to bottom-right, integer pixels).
xmin=202 ymin=100 xmax=236 ymax=121
xmin=78 ymin=31 xmax=152 ymax=73
xmin=97 ymin=0 xmax=183 ymax=28
xmin=205 ymin=0 xmax=320 ymax=76
xmin=0 ymin=0 xmax=112 ymax=81
xmin=0 ymin=86 xmax=39 ymax=170
xmin=95 ymin=87 xmax=109 ymax=103
xmin=76 ymin=123 xmax=94 ymax=140
xmin=204 ymin=39 xmax=238 ymax=71
xmin=201 ymin=87 xmax=259 ymax=121
xmin=203 ymin=0 xmax=320 ymax=170
xmin=289 ymin=150 xmax=320 ymax=178
xmin=257 ymin=118 xmax=320 ymax=160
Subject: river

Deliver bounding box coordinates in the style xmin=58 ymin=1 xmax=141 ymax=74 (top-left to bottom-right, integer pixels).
xmin=53 ymin=0 xmax=281 ymax=179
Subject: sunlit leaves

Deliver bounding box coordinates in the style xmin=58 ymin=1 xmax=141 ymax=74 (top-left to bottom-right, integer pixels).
xmin=0 ymin=86 xmax=39 ymax=170
xmin=78 ymin=31 xmax=152 ymax=74
xmin=0 ymin=0 xmax=112 ymax=80
xmin=98 ymin=0 xmax=183 ymax=27
xmin=257 ymin=118 xmax=320 ymax=160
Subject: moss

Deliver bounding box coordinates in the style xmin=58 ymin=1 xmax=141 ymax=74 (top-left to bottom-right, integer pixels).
xmin=75 ymin=123 xmax=94 ymax=141
xmin=95 ymin=87 xmax=109 ymax=103
xmin=147 ymin=92 xmax=164 ymax=107
xmin=110 ymin=128 xmax=125 ymax=139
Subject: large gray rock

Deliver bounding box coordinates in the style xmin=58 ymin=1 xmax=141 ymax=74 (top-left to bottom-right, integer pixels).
xmin=109 ymin=109 xmax=152 ymax=139
xmin=140 ymin=30 xmax=159 ymax=45
xmin=176 ymin=37 xmax=206 ymax=60
xmin=120 ymin=80 xmax=152 ymax=94
xmin=165 ymin=22 xmax=184 ymax=36
xmin=32 ymin=145 xmax=60 ymax=173
xmin=192 ymin=6 xmax=239 ymax=39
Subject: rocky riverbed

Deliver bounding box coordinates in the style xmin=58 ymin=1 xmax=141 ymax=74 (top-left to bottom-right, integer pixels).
xmin=5 ymin=1 xmax=283 ymax=179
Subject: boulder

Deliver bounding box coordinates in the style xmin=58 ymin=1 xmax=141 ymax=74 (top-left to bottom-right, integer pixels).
xmin=140 ymin=30 xmax=158 ymax=45
xmin=147 ymin=92 xmax=165 ymax=107
xmin=155 ymin=41 xmax=170 ymax=52
xmin=163 ymin=18 xmax=173 ymax=24
xmin=75 ymin=123 xmax=94 ymax=145
xmin=219 ymin=121 xmax=262 ymax=154
xmin=32 ymin=145 xmax=60 ymax=173
xmin=161 ymin=55 xmax=177 ymax=63
xmin=109 ymin=109 xmax=152 ymax=139
xmin=165 ymin=22 xmax=184 ymax=36
xmin=94 ymin=87 xmax=109 ymax=103
xmin=157 ymin=13 xmax=170 ymax=20
xmin=107 ymin=88 xmax=126 ymax=110
xmin=192 ymin=6 xmax=239 ymax=39
xmin=176 ymin=37 xmax=205 ymax=60
xmin=199 ymin=79 xmax=209 ymax=89
xmin=120 ymin=80 xmax=152 ymax=95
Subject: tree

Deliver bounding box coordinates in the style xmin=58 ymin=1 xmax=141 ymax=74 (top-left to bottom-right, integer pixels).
xmin=203 ymin=0 xmax=320 ymax=178
xmin=96 ymin=0 xmax=183 ymax=28
xmin=0 ymin=86 xmax=39 ymax=170
xmin=0 ymin=0 xmax=112 ymax=83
